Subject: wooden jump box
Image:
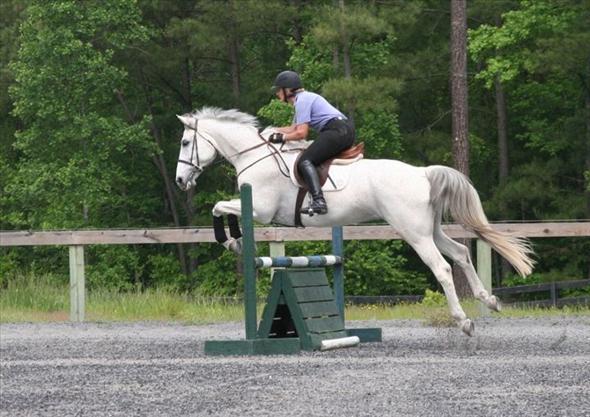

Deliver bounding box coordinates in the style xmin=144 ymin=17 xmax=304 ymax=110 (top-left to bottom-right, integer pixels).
xmin=205 ymin=267 xmax=381 ymax=355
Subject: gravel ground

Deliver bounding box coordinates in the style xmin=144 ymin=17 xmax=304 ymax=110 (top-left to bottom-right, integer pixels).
xmin=1 ymin=317 xmax=589 ymax=417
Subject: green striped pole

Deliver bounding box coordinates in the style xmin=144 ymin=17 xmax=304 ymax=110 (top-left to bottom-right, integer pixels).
xmin=240 ymin=184 xmax=257 ymax=340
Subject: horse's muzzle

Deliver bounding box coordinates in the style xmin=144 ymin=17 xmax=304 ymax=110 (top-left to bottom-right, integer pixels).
xmin=176 ymin=176 xmax=190 ymax=191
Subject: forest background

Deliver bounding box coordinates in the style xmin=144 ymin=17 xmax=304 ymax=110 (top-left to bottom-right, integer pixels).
xmin=1 ymin=0 xmax=589 ymax=298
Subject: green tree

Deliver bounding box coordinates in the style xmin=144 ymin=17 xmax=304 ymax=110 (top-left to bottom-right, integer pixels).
xmin=469 ymin=0 xmax=590 ymax=280
xmin=469 ymin=0 xmax=590 ymax=218
xmin=9 ymin=0 xmax=153 ymax=229
xmin=5 ymin=1 xmax=157 ymax=288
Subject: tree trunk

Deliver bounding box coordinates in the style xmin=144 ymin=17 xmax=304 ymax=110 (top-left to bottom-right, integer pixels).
xmin=181 ymin=56 xmax=198 ymax=275
xmin=495 ymin=74 xmax=512 ymax=282
xmin=450 ymin=0 xmax=469 ymax=177
xmin=290 ymin=0 xmax=304 ymax=44
xmin=495 ymin=75 xmax=509 ymax=182
xmin=585 ymin=60 xmax=590 ymax=218
xmin=586 ymin=88 xmax=590 ymax=279
xmin=495 ymin=15 xmax=509 ymax=184
xmin=228 ymin=35 xmax=241 ymax=107
xmin=339 ymin=0 xmax=352 ymax=80
xmin=339 ymin=0 xmax=355 ymax=124
xmin=450 ymin=0 xmax=471 ymax=298
xmin=147 ymin=120 xmax=190 ymax=277
xmin=227 ymin=1 xmax=240 ymax=107
xmin=122 ymin=76 xmax=191 ymax=277
xmin=183 ymin=57 xmax=193 ymax=111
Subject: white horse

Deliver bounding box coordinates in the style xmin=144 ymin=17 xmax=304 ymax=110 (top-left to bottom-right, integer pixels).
xmin=175 ymin=107 xmax=534 ymax=336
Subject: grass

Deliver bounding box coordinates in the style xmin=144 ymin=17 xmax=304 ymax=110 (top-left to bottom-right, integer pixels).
xmin=1 ymin=275 xmax=589 ymax=324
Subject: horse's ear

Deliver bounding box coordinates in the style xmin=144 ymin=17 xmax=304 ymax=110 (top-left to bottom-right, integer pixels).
xmin=177 ymin=114 xmax=196 ymax=129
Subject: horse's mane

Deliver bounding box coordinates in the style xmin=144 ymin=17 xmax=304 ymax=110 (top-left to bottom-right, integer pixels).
xmin=186 ymin=106 xmax=311 ymax=151
xmin=189 ymin=107 xmax=259 ymax=128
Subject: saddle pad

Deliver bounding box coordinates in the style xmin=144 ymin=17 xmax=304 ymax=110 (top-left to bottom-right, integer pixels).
xmin=284 ymin=152 xmax=358 ymax=192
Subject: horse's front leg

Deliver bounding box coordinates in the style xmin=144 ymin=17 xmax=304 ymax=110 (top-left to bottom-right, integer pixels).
xmin=212 ymin=199 xmax=244 ymax=254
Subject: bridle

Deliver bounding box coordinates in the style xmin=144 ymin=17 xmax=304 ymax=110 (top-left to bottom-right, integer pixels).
xmin=178 ymin=119 xmax=291 ymax=180
xmin=177 ymin=120 xmax=211 ymax=174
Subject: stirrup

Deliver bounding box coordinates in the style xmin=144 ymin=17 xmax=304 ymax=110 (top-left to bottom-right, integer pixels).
xmin=300 ymin=198 xmax=328 ymax=216
xmin=301 ymin=206 xmax=316 ymax=217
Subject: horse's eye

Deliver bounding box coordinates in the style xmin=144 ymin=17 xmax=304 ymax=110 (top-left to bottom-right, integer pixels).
xmin=182 ymin=140 xmax=190 ymax=147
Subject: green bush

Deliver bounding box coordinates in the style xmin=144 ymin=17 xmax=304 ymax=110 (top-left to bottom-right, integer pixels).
xmin=86 ymin=246 xmax=143 ymax=291
xmin=344 ymin=240 xmax=428 ymax=296
xmin=421 ymin=289 xmax=447 ymax=307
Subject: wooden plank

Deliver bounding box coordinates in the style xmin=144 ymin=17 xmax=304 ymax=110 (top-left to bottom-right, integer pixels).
xmin=204 ymin=338 xmax=301 ymax=356
xmin=555 ymin=279 xmax=590 ymax=290
xmin=346 ymin=295 xmax=423 ymax=304
xmin=494 ymin=283 xmax=554 ymax=295
xmin=298 ymin=301 xmax=341 ymax=318
xmin=305 ymin=316 xmax=346 ymax=333
xmin=346 ymin=328 xmax=383 ymax=343
xmin=2 ymin=221 xmax=588 ymax=246
xmin=280 ymin=271 xmax=315 ymax=350
xmin=293 ymin=286 xmax=334 ymax=303
xmin=256 ymin=273 xmax=285 ymax=339
xmin=288 ymin=269 xmax=330 ymax=287
xmin=557 ymin=296 xmax=590 ymax=307
xmin=0 ymin=228 xmax=217 ymax=246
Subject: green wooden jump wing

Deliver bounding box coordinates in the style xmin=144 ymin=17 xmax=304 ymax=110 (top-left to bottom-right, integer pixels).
xmin=258 ymin=268 xmax=347 ymax=351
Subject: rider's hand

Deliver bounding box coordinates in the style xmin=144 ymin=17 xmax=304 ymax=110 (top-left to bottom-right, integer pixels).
xmin=269 ymin=133 xmax=284 ymax=144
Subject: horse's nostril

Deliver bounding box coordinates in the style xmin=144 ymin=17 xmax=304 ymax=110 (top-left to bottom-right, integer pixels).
xmin=176 ymin=177 xmax=183 ymax=184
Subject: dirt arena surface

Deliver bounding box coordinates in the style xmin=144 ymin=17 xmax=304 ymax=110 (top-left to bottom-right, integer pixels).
xmin=1 ymin=317 xmax=589 ymax=417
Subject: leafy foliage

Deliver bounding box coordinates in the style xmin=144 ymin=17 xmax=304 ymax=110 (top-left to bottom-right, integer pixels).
xmin=1 ymin=0 xmax=588 ymax=295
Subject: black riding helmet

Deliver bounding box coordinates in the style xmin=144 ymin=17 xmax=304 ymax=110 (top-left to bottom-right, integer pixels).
xmin=272 ymin=70 xmax=302 ymax=91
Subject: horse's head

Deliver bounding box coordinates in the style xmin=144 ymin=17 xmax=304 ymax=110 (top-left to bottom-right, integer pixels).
xmin=175 ymin=114 xmax=217 ymax=191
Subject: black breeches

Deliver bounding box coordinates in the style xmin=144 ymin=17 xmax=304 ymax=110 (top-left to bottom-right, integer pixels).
xmin=298 ymin=118 xmax=355 ymax=170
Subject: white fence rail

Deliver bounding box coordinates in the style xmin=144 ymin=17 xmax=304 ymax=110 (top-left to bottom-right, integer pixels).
xmin=1 ymin=222 xmax=589 ymax=322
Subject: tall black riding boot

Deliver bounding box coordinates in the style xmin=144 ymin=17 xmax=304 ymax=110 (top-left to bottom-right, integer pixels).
xmin=299 ymin=160 xmax=328 ymax=215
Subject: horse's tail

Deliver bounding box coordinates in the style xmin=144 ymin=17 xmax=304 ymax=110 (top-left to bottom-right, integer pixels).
xmin=425 ymin=165 xmax=534 ymax=277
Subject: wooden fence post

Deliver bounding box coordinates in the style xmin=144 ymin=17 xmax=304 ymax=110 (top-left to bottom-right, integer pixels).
xmin=269 ymin=241 xmax=285 ymax=278
xmin=68 ymin=245 xmax=85 ymax=322
xmin=550 ymin=282 xmax=557 ymax=307
xmin=476 ymin=239 xmax=492 ymax=294
xmin=477 ymin=239 xmax=492 ymax=316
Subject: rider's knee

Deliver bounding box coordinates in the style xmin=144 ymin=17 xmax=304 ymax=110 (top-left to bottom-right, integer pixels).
xmin=297 ymin=158 xmax=313 ymax=171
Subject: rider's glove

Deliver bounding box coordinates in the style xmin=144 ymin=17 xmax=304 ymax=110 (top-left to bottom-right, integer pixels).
xmin=269 ymin=133 xmax=284 ymax=144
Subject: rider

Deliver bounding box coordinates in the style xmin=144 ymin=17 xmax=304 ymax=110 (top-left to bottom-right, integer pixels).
xmin=269 ymin=70 xmax=354 ymax=215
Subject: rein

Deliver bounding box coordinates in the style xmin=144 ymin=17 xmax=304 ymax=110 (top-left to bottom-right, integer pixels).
xmin=235 ymin=131 xmax=290 ymax=179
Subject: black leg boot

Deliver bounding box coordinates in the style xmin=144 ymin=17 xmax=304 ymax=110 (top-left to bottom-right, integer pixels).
xmin=299 ymin=160 xmax=328 ymax=215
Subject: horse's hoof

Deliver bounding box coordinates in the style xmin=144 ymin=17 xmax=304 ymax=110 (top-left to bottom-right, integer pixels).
xmin=487 ymin=295 xmax=502 ymax=312
xmin=461 ymin=319 xmax=475 ymax=337
xmin=223 ymin=238 xmax=243 ymax=255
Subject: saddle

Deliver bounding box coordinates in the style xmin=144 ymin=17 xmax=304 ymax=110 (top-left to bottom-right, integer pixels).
xmin=294 ymin=142 xmax=365 ymax=227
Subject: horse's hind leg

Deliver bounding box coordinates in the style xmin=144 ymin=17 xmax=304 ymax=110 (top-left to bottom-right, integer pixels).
xmin=406 ymin=235 xmax=475 ymax=336
xmin=433 ymin=225 xmax=500 ymax=312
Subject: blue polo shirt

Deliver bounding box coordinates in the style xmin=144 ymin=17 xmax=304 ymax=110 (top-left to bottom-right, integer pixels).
xmin=294 ymin=91 xmax=346 ymax=131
